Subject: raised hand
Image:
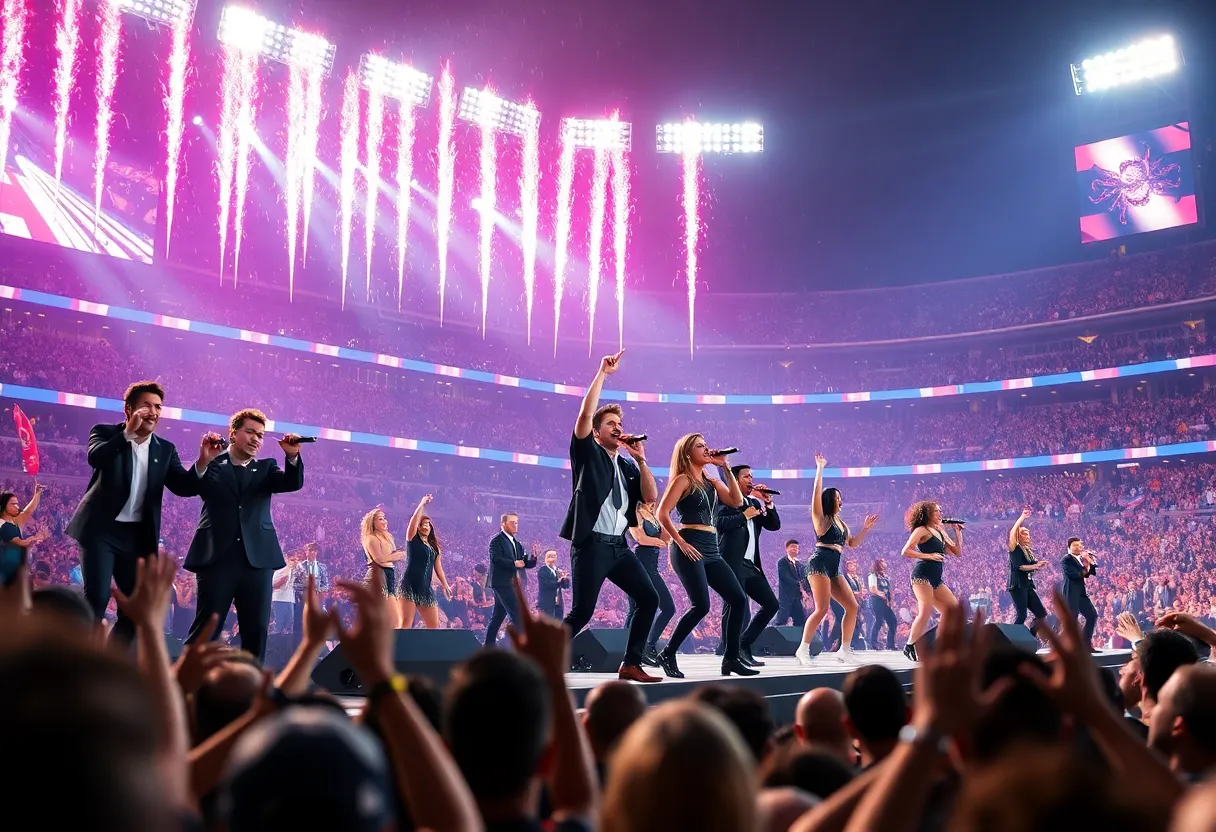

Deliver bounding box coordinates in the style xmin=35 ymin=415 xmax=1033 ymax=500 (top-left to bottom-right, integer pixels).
xmin=1020 ymin=508 xmax=1033 ymax=521
xmin=332 ymin=578 xmax=395 ymax=687
xmin=600 ymin=350 xmax=625 ymax=375
xmin=1020 ymin=589 xmax=1109 ymax=720
xmin=1156 ymin=611 xmax=1216 ymax=645
xmin=302 ymin=575 xmax=334 ymax=647
xmin=814 ymin=453 xmax=827 ymax=470
xmin=279 ymin=434 xmax=304 ymax=457
xmin=506 ymin=576 xmax=569 ymax=682
xmin=113 ymin=555 xmax=177 ymax=632
xmin=198 ymin=432 xmax=225 ymax=468
xmin=125 ymin=405 xmax=152 ymax=435
xmin=622 ymin=435 xmax=648 ymax=464
xmin=911 ymin=605 xmax=1008 ymax=739
xmin=1115 ymin=611 xmax=1143 ymax=644
xmin=173 ymin=624 xmax=232 ymax=696
xmin=862 ymin=513 xmax=879 ymax=531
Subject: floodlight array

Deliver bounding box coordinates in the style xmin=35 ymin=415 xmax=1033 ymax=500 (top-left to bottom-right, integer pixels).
xmin=656 ymin=122 xmax=763 ymax=154
xmin=112 ymin=0 xmax=196 ymax=27
xmin=360 ymin=53 xmax=432 ymax=107
xmin=1070 ymin=34 xmax=1180 ymax=96
xmin=563 ymin=117 xmax=631 ymax=151
xmin=457 ymin=87 xmax=539 ymax=137
xmin=218 ymin=5 xmax=336 ymax=76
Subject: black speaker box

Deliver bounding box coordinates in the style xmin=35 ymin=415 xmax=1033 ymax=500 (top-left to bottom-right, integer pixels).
xmin=913 ymin=622 xmax=1040 ymax=656
xmin=311 ymin=629 xmax=482 ymax=693
xmin=753 ymin=626 xmax=823 ymax=657
xmin=569 ymin=628 xmax=628 ymax=672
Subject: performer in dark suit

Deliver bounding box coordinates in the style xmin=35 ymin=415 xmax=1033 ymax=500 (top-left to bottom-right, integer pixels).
xmin=183 ymin=409 xmax=305 ymax=662
xmin=68 ymin=381 xmax=205 ymax=643
xmin=484 ymin=513 xmax=537 ymax=645
xmin=536 ymin=549 xmax=569 ymax=619
xmin=715 ymin=465 xmax=781 ymax=666
xmin=774 ymin=540 xmax=807 ymax=626
xmin=1007 ymin=508 xmax=1048 ymax=631
xmin=560 ymin=352 xmax=661 ymax=683
xmin=1059 ymin=536 xmax=1098 ymax=647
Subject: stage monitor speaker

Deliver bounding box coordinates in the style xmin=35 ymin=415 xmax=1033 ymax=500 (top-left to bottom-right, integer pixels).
xmin=570 ymin=628 xmax=628 ymax=673
xmin=754 ymin=626 xmax=822 ymax=657
xmin=312 ymin=629 xmax=482 ymax=693
xmin=912 ymin=623 xmax=1039 ymax=656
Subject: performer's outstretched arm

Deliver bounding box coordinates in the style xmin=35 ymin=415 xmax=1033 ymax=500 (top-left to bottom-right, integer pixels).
xmin=574 ymin=350 xmax=623 ymax=439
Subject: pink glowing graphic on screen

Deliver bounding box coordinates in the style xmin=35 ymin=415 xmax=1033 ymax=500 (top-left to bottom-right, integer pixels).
xmin=1088 ymin=145 xmax=1181 ymax=224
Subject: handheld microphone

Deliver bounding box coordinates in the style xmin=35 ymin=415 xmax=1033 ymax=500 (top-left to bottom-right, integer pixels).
xmin=622 ymin=433 xmax=647 ymax=444
xmin=208 ymin=437 xmax=230 ymax=450
xmin=942 ymin=518 xmax=967 ymax=528
xmin=754 ymin=486 xmax=782 ymax=496
xmin=711 ymin=447 xmax=740 ymax=457
xmin=286 ymin=436 xmax=318 ymax=444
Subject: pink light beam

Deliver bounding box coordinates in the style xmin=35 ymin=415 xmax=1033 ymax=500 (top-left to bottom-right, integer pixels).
xmin=92 ymin=0 xmax=123 ymax=236
xmin=586 ymin=145 xmax=609 ymax=355
xmin=394 ymin=99 xmax=416 ymax=310
xmin=284 ymin=63 xmax=307 ymax=300
xmin=337 ymin=71 xmax=361 ymax=310
xmin=363 ymin=86 xmax=385 ymax=301
xmin=161 ymin=8 xmax=190 ymax=259
xmin=51 ymin=0 xmax=83 ymax=196
xmin=230 ymin=49 xmax=260 ymax=285
xmin=551 ymin=123 xmax=575 ymax=355
xmin=681 ymin=136 xmax=701 ymax=358
xmin=609 ymin=116 xmax=630 ymax=352
xmin=519 ymin=100 xmax=540 ymax=344
xmin=300 ymin=65 xmax=323 ymax=266
xmin=0 ymin=0 xmax=29 ymax=186
xmin=435 ymin=62 xmax=456 ymax=324
xmin=476 ymin=86 xmax=497 ymax=338
xmin=216 ymin=43 xmax=242 ymax=280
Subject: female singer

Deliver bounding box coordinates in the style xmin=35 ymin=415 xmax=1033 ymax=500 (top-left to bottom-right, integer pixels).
xmin=656 ymin=433 xmax=756 ymax=678
xmin=796 ymin=454 xmax=878 ymax=665
xmin=1007 ymin=508 xmax=1048 ymax=631
xmin=626 ymin=500 xmax=676 ymax=667
xmin=900 ymin=500 xmax=962 ymax=661
xmin=401 ymin=494 xmax=453 ymax=630
xmin=361 ymin=508 xmax=405 ymax=622
xmin=867 ymin=558 xmax=898 ymax=650
xmin=1 ymin=484 xmax=47 ymax=580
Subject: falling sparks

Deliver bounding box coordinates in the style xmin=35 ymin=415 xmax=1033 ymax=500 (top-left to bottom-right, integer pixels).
xmin=300 ymin=65 xmax=323 ymax=266
xmin=394 ymin=100 xmax=416 ymax=310
xmin=476 ymin=88 xmax=497 ymax=338
xmin=337 ymin=71 xmax=361 ymax=310
xmin=216 ymin=44 xmax=242 ymax=279
xmin=51 ymin=0 xmax=82 ymax=196
xmin=552 ymin=124 xmax=575 ymax=355
xmin=92 ymin=0 xmax=122 ymax=236
xmin=609 ymin=119 xmax=630 ymax=352
xmin=681 ymin=138 xmax=701 ymax=359
xmin=0 ymin=0 xmax=28 ymax=185
xmin=435 ymin=63 xmax=456 ymax=324
xmin=161 ymin=8 xmax=190 ymax=259
xmin=519 ymin=100 xmax=540 ymax=344
xmin=284 ymin=63 xmax=307 ymax=300
xmin=363 ymin=87 xmax=385 ymax=301
xmin=586 ymin=146 xmax=609 ymax=355
xmin=230 ymin=49 xmax=260 ymax=284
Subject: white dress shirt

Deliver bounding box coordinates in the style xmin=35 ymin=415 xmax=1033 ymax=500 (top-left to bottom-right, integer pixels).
xmin=116 ymin=434 xmax=151 ymax=523
xmin=592 ymin=450 xmax=630 ymax=536
xmin=743 ymin=499 xmax=758 ymax=563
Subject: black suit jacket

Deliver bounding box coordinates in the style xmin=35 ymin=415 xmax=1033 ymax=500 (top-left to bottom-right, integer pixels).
xmin=537 ymin=565 xmax=569 ymax=613
xmin=183 ymin=452 xmax=304 ymax=572
xmin=488 ymin=531 xmax=537 ymax=588
xmin=559 ymin=432 xmax=643 ymax=545
xmin=1059 ymin=553 xmax=1097 ymax=611
xmin=777 ymin=557 xmax=806 ymax=605
xmin=67 ymin=424 xmax=199 ymax=548
xmin=715 ymin=496 xmax=781 ymax=575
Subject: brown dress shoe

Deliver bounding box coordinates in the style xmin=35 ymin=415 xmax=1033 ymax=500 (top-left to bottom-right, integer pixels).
xmin=618 ymin=663 xmax=661 ymax=683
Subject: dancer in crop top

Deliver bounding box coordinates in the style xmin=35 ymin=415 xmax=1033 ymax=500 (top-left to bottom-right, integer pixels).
xmin=900 ymin=500 xmax=963 ymax=661
xmin=655 ymin=432 xmax=756 ymax=678
xmin=795 ymin=453 xmax=878 ymax=666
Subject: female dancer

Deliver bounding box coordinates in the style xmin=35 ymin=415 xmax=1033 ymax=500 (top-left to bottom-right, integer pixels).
xmin=795 ymin=454 xmax=878 ymax=665
xmin=626 ymin=500 xmax=676 ymax=667
xmin=656 ymin=433 xmax=756 ymax=678
xmin=900 ymin=500 xmax=962 ymax=661
xmin=401 ymin=494 xmax=453 ymax=629
xmin=1007 ymin=508 xmax=1047 ymax=631
xmin=361 ymin=508 xmax=405 ymax=620
xmin=867 ymin=558 xmax=898 ymax=650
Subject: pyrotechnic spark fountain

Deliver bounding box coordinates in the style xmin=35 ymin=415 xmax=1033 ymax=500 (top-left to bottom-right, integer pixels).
xmin=681 ymin=140 xmax=701 ymax=359
xmin=552 ymin=125 xmax=575 ymax=355
xmin=363 ymin=87 xmax=385 ymax=300
xmin=338 ymin=71 xmax=361 ymax=310
xmin=285 ymin=63 xmax=306 ymax=299
xmin=0 ymin=0 xmax=28 ymax=185
xmin=586 ymin=146 xmax=609 ymax=355
xmin=519 ymin=101 xmax=540 ymax=344
xmin=92 ymin=0 xmax=123 ymax=236
xmin=476 ymin=91 xmax=497 ymax=337
xmin=610 ymin=128 xmax=630 ymax=352
xmin=230 ymin=49 xmax=260 ymax=285
xmin=435 ymin=63 xmax=456 ymax=324
xmin=394 ymin=100 xmax=415 ymax=309
xmin=216 ymin=43 xmax=242 ymax=280
xmin=300 ymin=65 xmax=323 ymax=266
xmin=162 ymin=9 xmax=189 ymax=259
xmin=51 ymin=0 xmax=82 ymax=196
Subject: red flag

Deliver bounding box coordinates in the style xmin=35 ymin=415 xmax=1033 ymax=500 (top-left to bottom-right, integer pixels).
xmin=12 ymin=405 xmax=39 ymax=477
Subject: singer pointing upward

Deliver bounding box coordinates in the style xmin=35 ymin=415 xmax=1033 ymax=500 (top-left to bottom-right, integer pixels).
xmin=560 ymin=351 xmax=662 ymax=683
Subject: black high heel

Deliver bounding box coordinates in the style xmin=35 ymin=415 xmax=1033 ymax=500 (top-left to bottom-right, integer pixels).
xmin=659 ymin=648 xmax=685 ymax=679
xmin=722 ymin=656 xmax=760 ymax=677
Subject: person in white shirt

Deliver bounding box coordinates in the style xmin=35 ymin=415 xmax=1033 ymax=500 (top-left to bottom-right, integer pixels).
xmin=271 ymin=554 xmax=300 ymax=634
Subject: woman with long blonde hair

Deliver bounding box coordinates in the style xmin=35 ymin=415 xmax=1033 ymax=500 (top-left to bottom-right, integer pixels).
xmin=400 ymin=493 xmax=453 ymax=629
xmin=900 ymin=499 xmax=962 ymax=661
xmin=655 ymin=433 xmax=756 ymax=678
xmin=362 ymin=507 xmax=405 ymax=625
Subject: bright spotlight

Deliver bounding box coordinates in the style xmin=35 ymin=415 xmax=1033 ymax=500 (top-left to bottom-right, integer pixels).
xmin=359 ymin=54 xmax=432 ymax=107
xmin=191 ymin=114 xmax=203 ymax=127
xmin=563 ymin=117 xmax=631 ymax=151
xmin=218 ymin=6 xmax=337 ymax=76
xmin=656 ymin=122 xmax=763 ymax=154
xmin=458 ymin=87 xmax=539 ymax=138
xmin=113 ymin=0 xmax=197 ymax=27
xmin=1070 ymin=34 xmax=1180 ymax=96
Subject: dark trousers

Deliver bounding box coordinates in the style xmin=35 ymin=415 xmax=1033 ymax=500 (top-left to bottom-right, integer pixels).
xmin=774 ymin=596 xmax=806 ymax=627
xmin=625 ymin=555 xmax=676 ymax=647
xmin=721 ymin=562 xmax=779 ymax=650
xmin=485 ymin=587 xmax=522 ymax=646
xmin=828 ymin=599 xmax=867 ymax=650
xmin=1010 ymin=585 xmax=1048 ymax=629
xmin=185 ymin=547 xmax=274 ymax=662
xmin=563 ymin=534 xmax=658 ymax=668
xmin=1070 ymin=592 xmax=1098 ymax=644
xmin=668 ymin=554 xmax=747 ymax=659
xmin=869 ymin=597 xmax=898 ymax=650
xmin=539 ymin=601 xmax=563 ymax=620
xmin=81 ymin=520 xmax=155 ymax=645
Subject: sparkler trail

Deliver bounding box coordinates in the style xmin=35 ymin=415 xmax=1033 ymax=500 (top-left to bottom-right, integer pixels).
xmin=0 ymin=0 xmax=29 ymax=186
xmin=300 ymin=65 xmax=323 ymax=266
xmin=230 ymin=49 xmax=260 ymax=285
xmin=476 ymin=88 xmax=496 ymax=338
xmin=682 ymin=138 xmax=701 ymax=358
xmin=552 ymin=123 xmax=575 ymax=355
xmin=394 ymin=100 xmax=416 ymax=310
xmin=609 ymin=119 xmax=630 ymax=352
xmin=435 ymin=63 xmax=456 ymax=324
xmin=92 ymin=0 xmax=122 ymax=236
xmin=284 ymin=63 xmax=306 ymax=300
xmin=363 ymin=87 xmax=385 ymax=301
xmin=216 ymin=44 xmax=242 ymax=280
xmin=338 ymin=72 xmax=361 ymax=310
xmin=51 ymin=0 xmax=83 ymax=196
xmin=161 ymin=8 xmax=190 ymax=260
xmin=586 ymin=146 xmax=609 ymax=355
xmin=519 ymin=101 xmax=540 ymax=344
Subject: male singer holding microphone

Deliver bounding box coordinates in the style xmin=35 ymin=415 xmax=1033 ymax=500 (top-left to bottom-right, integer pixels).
xmin=1060 ymin=536 xmax=1099 ymax=648
xmin=560 ymin=351 xmax=661 ymax=683
xmin=715 ymin=465 xmax=781 ymax=666
xmin=184 ymin=409 xmax=304 ymax=662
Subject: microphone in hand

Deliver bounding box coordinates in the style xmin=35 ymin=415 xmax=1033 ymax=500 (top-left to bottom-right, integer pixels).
xmin=754 ymin=486 xmax=781 ymax=496
xmin=621 ymin=433 xmax=647 ymax=444
xmin=942 ymin=518 xmax=967 ymax=528
xmin=710 ymin=447 xmax=740 ymax=459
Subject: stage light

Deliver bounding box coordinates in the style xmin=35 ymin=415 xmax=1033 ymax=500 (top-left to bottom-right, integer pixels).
xmin=191 ymin=114 xmax=203 ymax=126
xmin=563 ymin=117 xmax=631 ymax=151
xmin=1070 ymin=34 xmax=1180 ymax=95
xmin=359 ymin=53 xmax=432 ymax=107
xmin=217 ymin=6 xmax=336 ymax=76
xmin=656 ymin=122 xmax=763 ymax=154
xmin=457 ymin=87 xmax=539 ymax=138
xmin=112 ymin=0 xmax=196 ymax=28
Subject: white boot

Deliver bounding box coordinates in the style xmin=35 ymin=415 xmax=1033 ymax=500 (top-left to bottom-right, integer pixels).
xmin=794 ymin=643 xmax=813 ymax=666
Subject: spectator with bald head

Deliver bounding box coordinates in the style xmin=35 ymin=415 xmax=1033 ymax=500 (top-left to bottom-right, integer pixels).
xmin=794 ymin=687 xmax=854 ymax=765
